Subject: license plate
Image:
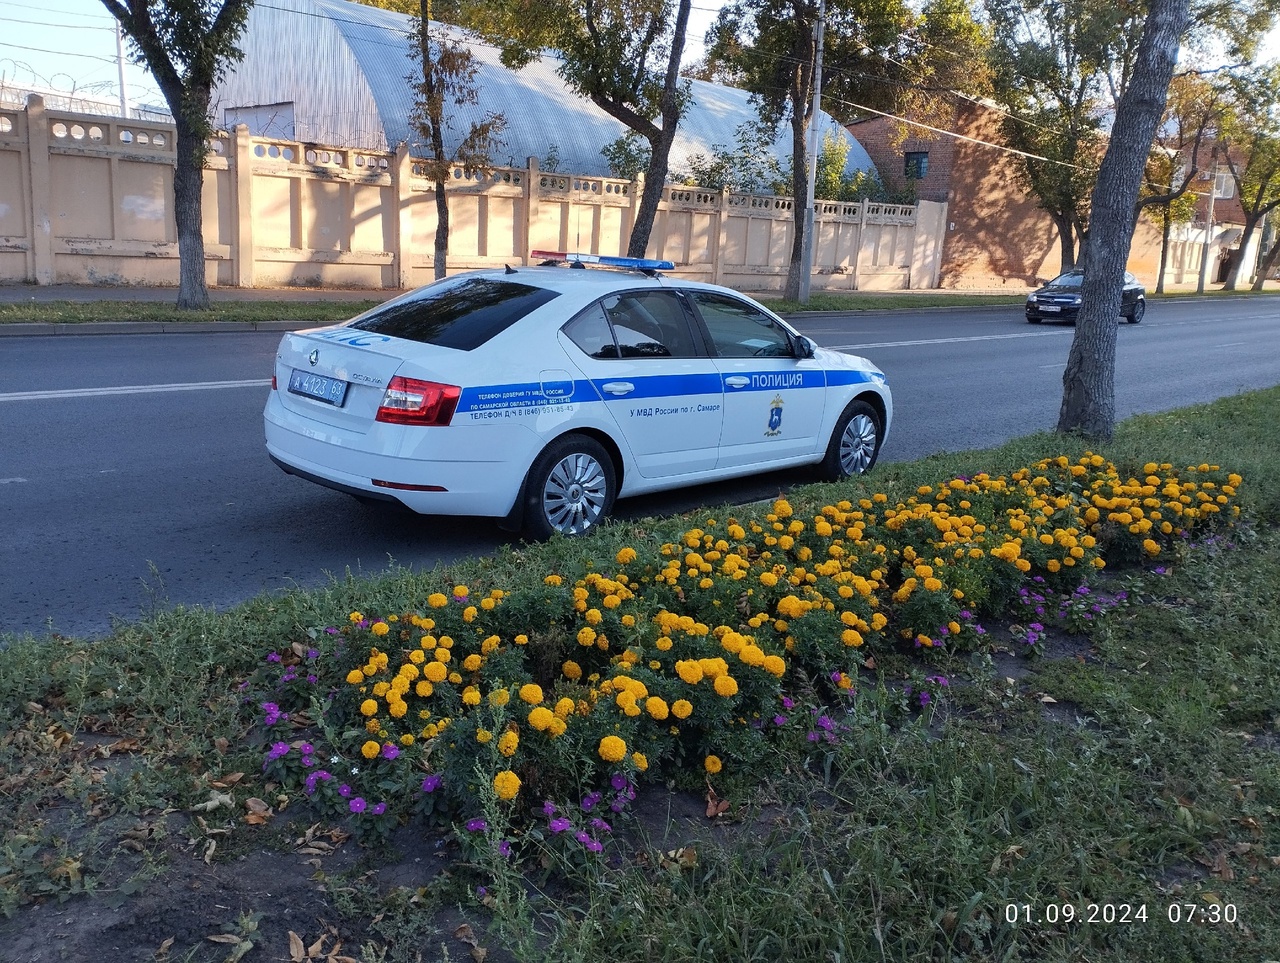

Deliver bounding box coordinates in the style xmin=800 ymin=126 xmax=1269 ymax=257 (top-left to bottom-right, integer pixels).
xmin=1041 ymin=304 xmax=1061 ymax=313
xmin=288 ymin=368 xmax=348 ymax=407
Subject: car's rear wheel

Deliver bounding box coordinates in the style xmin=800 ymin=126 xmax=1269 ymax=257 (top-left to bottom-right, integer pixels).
xmin=523 ymin=435 xmax=617 ymax=539
xmin=817 ymin=400 xmax=882 ymax=481
xmin=1125 ymin=299 xmax=1145 ymax=324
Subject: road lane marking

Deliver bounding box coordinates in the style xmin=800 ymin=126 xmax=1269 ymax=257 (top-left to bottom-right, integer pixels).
xmin=828 ymin=330 xmax=1070 ymax=350
xmin=0 ymin=379 xmax=271 ymax=402
xmin=0 ymin=477 xmax=28 ymax=484
xmin=1213 ymin=342 xmax=1248 ymax=348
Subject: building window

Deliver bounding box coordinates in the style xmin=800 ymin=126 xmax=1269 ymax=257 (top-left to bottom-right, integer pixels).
xmin=904 ymin=151 xmax=929 ymax=179
xmin=1214 ymin=167 xmax=1235 ymax=199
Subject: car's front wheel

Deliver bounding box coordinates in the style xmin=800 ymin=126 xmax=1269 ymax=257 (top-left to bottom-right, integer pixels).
xmin=1125 ymin=299 xmax=1146 ymax=324
xmin=817 ymin=400 xmax=883 ymax=481
xmin=523 ymin=434 xmax=617 ymax=539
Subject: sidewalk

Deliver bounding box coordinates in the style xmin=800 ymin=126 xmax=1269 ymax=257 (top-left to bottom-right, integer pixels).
xmin=0 ymin=283 xmax=401 ymax=304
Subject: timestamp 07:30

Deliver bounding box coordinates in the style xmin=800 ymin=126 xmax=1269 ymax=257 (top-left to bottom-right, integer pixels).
xmin=1004 ymin=902 xmax=1239 ymax=925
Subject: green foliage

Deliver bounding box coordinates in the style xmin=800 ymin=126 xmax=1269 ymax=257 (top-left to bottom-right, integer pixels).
xmin=601 ymin=133 xmax=652 ymax=180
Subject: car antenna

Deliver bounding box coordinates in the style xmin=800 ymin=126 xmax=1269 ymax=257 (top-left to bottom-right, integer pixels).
xmin=504 ymin=264 xmax=518 ymax=274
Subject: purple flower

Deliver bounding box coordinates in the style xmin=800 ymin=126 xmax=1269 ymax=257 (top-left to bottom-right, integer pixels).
xmin=830 ymin=671 xmax=842 ymax=683
xmin=381 ymin=744 xmax=400 ymax=761
xmin=581 ymin=791 xmax=602 ymax=812
xmin=817 ymin=715 xmax=835 ymax=732
xmin=610 ymin=773 xmax=629 ymax=792
xmin=774 ymin=715 xmax=787 ymax=726
xmin=300 ymin=742 xmax=314 ymax=755
xmin=421 ymin=774 xmax=442 ymax=793
xmin=339 ymin=784 xmax=352 ymax=797
xmin=585 ymin=838 xmax=604 ymax=853
xmin=371 ymin=802 xmax=387 ymax=816
xmin=782 ymin=696 xmax=795 ymax=710
xmin=325 ymin=627 xmax=339 ymax=635
xmin=266 ymin=741 xmax=290 ymax=761
xmin=266 ymin=652 xmax=282 ymax=663
xmin=307 ymin=648 xmax=320 ymax=659
xmin=919 ymin=692 xmax=932 ymax=707
xmin=477 ymin=886 xmax=488 ymax=897
xmin=307 ymin=674 xmax=319 ymax=684
xmin=466 ymin=818 xmax=488 ymax=832
xmin=542 ymin=800 xmax=558 ymax=816
xmin=575 ymin=830 xmax=591 ymax=845
xmin=302 ymin=755 xmax=316 ymax=768
xmin=590 ymin=818 xmax=612 ymax=833
xmin=549 ymin=817 xmax=572 ymax=833
xmin=498 ymin=839 xmax=512 ymax=858
xmin=349 ymin=797 xmax=367 ymax=814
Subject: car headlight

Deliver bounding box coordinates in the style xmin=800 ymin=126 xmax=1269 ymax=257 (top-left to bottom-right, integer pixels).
xmin=1027 ymin=295 xmax=1037 ymax=304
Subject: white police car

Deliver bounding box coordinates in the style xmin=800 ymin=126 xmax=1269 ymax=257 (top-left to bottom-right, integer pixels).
xmin=264 ymin=252 xmax=892 ymax=538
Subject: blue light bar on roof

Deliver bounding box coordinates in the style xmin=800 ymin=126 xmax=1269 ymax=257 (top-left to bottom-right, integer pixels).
xmin=531 ymin=250 xmax=675 ymax=272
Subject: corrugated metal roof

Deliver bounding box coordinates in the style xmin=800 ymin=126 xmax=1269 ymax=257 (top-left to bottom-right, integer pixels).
xmin=216 ymin=0 xmax=876 ymax=181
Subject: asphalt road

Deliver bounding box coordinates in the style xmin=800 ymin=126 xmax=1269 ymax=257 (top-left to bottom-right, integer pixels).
xmin=2 ymin=297 xmax=1277 ymax=640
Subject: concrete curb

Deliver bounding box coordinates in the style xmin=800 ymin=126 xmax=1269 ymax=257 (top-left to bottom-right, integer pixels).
xmin=0 ymin=320 xmax=326 ymax=337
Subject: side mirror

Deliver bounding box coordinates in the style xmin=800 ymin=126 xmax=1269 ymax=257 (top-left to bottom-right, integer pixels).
xmin=794 ymin=335 xmax=816 ymax=359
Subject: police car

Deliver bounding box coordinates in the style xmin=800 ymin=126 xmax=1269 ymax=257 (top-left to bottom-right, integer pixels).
xmin=264 ymin=252 xmax=892 ymax=538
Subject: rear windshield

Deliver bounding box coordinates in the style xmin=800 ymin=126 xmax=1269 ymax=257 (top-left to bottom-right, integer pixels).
xmin=347 ymin=277 xmax=559 ymax=350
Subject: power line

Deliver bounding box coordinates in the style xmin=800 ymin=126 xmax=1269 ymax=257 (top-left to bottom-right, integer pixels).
xmin=0 ymin=0 xmax=114 ymax=20
xmin=0 ymin=41 xmax=119 ymax=65
xmin=0 ymin=14 xmax=115 ymax=30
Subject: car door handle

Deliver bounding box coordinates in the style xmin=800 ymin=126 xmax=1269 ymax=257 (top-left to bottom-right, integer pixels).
xmin=725 ymin=376 xmax=751 ymax=389
xmin=601 ymin=381 xmax=635 ymax=396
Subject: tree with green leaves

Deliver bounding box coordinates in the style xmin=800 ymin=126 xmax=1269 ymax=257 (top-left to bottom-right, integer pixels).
xmin=1140 ymin=71 xmax=1219 ymax=293
xmin=1216 ymin=63 xmax=1280 ymax=290
xmin=1057 ymin=0 xmax=1191 ymax=440
xmin=468 ymin=0 xmax=693 ymax=260
xmin=100 ymin=0 xmax=254 ymax=309
xmin=408 ymin=1 xmax=506 ymax=280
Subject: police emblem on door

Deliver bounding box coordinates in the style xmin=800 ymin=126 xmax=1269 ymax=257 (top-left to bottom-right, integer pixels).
xmin=765 ymin=394 xmax=784 ymax=436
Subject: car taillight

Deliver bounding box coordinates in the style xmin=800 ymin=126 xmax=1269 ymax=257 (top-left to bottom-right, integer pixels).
xmin=375 ymin=377 xmax=461 ymax=426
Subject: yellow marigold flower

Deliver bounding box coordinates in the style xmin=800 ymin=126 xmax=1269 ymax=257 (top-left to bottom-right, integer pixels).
xmin=762 ymin=654 xmax=786 ymax=677
xmin=388 ymin=700 xmax=408 ymax=718
xmin=759 ymin=571 xmax=778 ymax=587
xmin=704 ymin=754 xmax=723 ymax=774
xmin=461 ymin=686 xmax=480 ymax=707
xmin=645 ymin=696 xmax=670 ymax=720
xmin=349 ymin=611 xmax=365 ymax=623
xmin=923 ymin=577 xmax=944 ymax=592
xmin=528 ymin=706 xmax=555 ymax=731
xmin=655 ymin=636 xmax=673 ymax=652
xmin=585 ymin=608 xmax=603 ymax=625
xmin=598 ymin=735 xmax=627 ymax=763
xmin=621 ymin=613 xmax=636 ymax=627
xmin=360 ymin=698 xmax=379 ymax=717
xmin=519 ymin=683 xmax=544 ymax=704
xmin=632 ymin=751 xmax=649 ymax=771
xmin=427 ymin=593 xmax=448 ymax=608
xmin=1143 ymin=538 xmax=1161 ymax=555
xmin=481 ymin=597 xmax=496 ymax=610
xmin=415 ymin=681 xmax=434 ymax=698
xmin=713 ymin=674 xmax=739 ymax=697
xmin=371 ymin=621 xmax=390 ymax=637
xmin=346 ymin=669 xmax=365 ymax=685
xmin=577 ymin=626 xmax=597 ymax=646
xmin=463 ymin=654 xmax=483 ymax=672
xmin=493 ymin=770 xmax=521 ymax=801
xmin=616 ymin=547 xmax=638 ymax=565
xmin=364 ymin=718 xmax=381 ymax=734
xmin=360 ymin=740 xmax=381 ymax=760
xmin=498 ymin=730 xmax=519 ymax=757
xmin=400 ymin=733 xmax=415 ymax=746
xmin=555 ymin=697 xmax=576 ymax=719
xmin=548 ymin=717 xmax=567 ymax=737
xmin=423 ymin=661 xmax=447 ymax=683
xmin=434 ymin=648 xmax=451 ymax=663
xmin=544 ymin=574 xmax=563 ymax=586
xmin=476 ymin=728 xmax=493 ymax=744
xmin=672 ymin=699 xmax=693 ymax=719
xmin=452 ymin=585 xmax=469 ymax=598
xmin=408 ymin=649 xmax=425 ymax=665
xmin=372 ymin=681 xmax=390 ymax=698
xmin=842 ymin=629 xmax=863 ymax=647
xmin=675 ymin=660 xmax=704 ymax=685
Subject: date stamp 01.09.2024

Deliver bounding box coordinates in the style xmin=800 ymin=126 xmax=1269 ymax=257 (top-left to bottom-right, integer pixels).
xmin=1003 ymin=901 xmax=1240 ymax=927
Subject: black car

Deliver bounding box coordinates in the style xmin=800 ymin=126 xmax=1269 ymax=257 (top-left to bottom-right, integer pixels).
xmin=1025 ymin=270 xmax=1146 ymax=324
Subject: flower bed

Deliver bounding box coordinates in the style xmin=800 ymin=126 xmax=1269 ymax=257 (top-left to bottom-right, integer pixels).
xmin=248 ymin=455 xmax=1242 ymax=842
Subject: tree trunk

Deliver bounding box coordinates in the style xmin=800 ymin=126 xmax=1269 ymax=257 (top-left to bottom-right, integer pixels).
xmin=1053 ymin=212 xmax=1076 ymax=273
xmin=1223 ymin=209 xmax=1273 ymax=290
xmin=433 ymin=177 xmax=449 ymax=280
xmin=1252 ymin=236 xmax=1280 ymax=291
xmin=173 ymin=117 xmax=209 ymax=310
xmin=1057 ymin=0 xmax=1190 ymax=440
xmin=783 ymin=105 xmax=808 ymax=301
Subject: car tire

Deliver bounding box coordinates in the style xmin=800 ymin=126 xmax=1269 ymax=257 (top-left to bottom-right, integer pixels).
xmin=522 ymin=434 xmax=617 ymax=539
xmin=1027 ymin=315 xmax=1041 ymax=324
xmin=1125 ymin=299 xmax=1145 ymax=324
xmin=817 ymin=400 xmax=883 ymax=482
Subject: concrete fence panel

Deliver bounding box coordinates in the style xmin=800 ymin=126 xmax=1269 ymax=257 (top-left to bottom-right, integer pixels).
xmin=1 ymin=94 xmax=945 ymax=293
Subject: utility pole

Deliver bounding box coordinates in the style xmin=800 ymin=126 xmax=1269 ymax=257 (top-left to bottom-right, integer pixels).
xmin=797 ymin=0 xmax=826 ymax=304
xmin=1196 ymin=179 xmax=1217 ymax=294
xmin=114 ymin=20 xmax=129 ymax=118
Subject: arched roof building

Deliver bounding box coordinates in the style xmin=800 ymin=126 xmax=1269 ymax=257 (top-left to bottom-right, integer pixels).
xmin=214 ymin=0 xmax=876 ymax=184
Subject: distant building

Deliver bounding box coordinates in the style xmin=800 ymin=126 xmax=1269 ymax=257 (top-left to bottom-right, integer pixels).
xmin=851 ymin=96 xmax=1250 ymax=289
xmin=213 ymin=0 xmax=877 ymax=184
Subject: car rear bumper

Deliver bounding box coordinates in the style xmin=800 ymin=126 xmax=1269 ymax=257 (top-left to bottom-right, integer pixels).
xmin=264 ymin=393 xmax=538 ymax=517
